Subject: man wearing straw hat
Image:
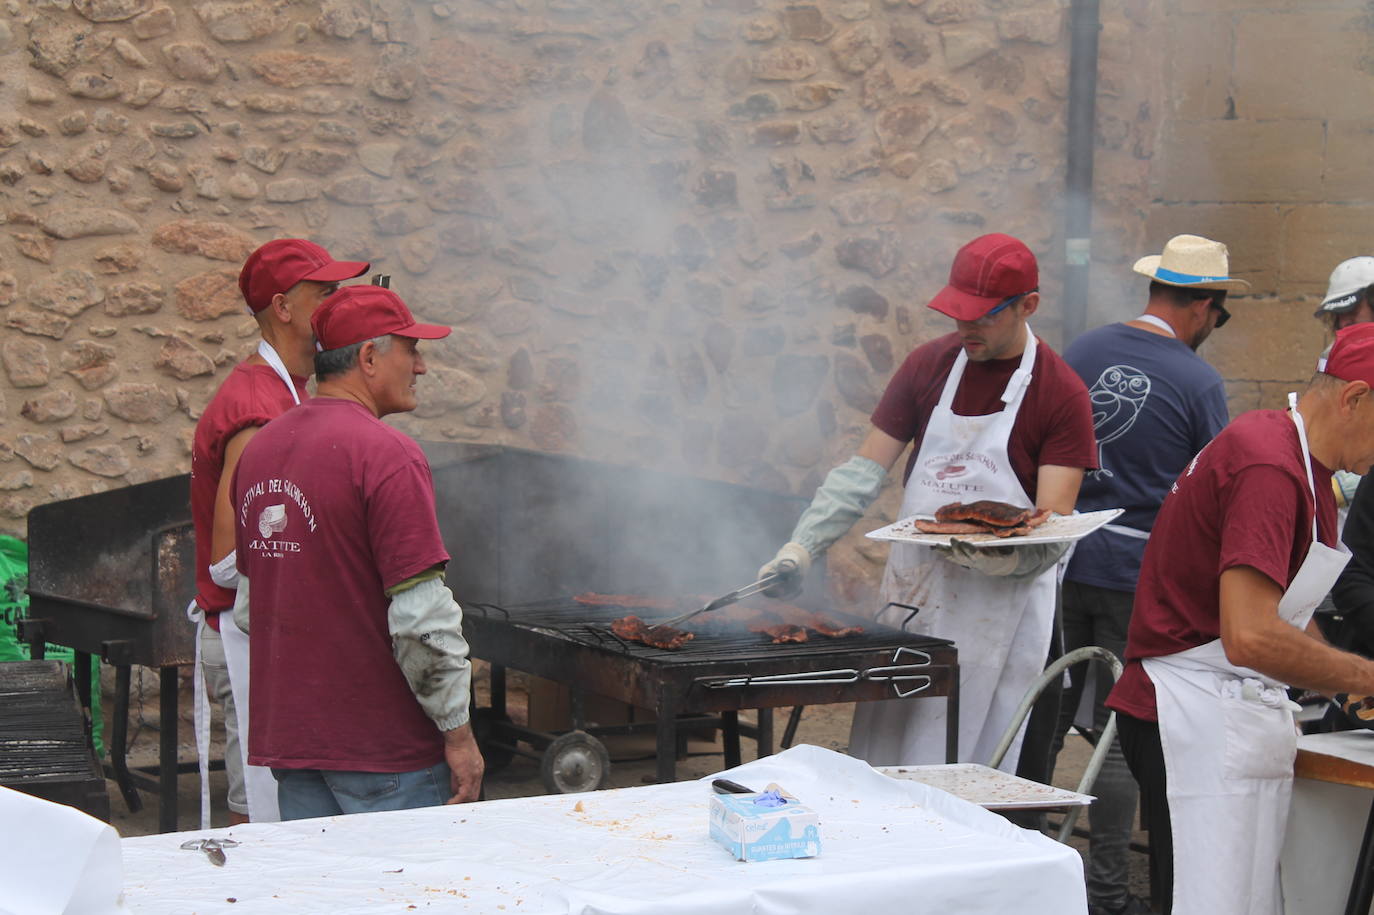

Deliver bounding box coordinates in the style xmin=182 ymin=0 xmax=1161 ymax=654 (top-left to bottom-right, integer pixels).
xmin=1107 ymin=321 xmax=1374 ymax=913
xmin=1050 ymin=234 xmax=1243 ymax=915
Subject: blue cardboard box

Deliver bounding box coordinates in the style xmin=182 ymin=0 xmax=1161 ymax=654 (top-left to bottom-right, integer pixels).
xmin=708 ymin=790 xmax=821 ymax=862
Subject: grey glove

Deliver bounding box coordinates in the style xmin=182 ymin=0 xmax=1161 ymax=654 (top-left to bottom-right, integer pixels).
xmin=936 ymin=538 xmax=1070 ymax=580
xmin=758 ymin=543 xmax=810 ymax=599
xmin=936 ymin=539 xmax=1019 ymax=576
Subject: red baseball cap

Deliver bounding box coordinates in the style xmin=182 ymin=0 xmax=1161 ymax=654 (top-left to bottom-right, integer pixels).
xmin=927 ymin=233 xmax=1039 ymax=321
xmin=311 ymin=285 xmax=451 ymax=351
xmin=1321 ymin=322 xmax=1374 ymax=388
xmin=238 ymin=239 xmax=369 ymax=314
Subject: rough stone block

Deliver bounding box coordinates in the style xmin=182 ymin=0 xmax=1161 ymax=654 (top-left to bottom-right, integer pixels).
xmin=1176 ymin=0 xmax=1300 ymax=9
xmin=1234 ymin=11 xmax=1374 ymax=120
xmin=1167 ymin=13 xmax=1231 ymax=119
xmin=194 ymin=1 xmax=284 ymax=42
xmin=1281 ymin=206 xmax=1374 ymax=294
xmin=1205 ymin=295 xmax=1320 ymax=394
xmin=1154 ymin=120 xmax=1323 ymax=203
xmin=1323 ymin=121 xmax=1374 ymax=205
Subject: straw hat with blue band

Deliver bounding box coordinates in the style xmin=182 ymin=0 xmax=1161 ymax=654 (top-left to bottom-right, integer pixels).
xmin=1132 ymin=234 xmax=1250 ymax=292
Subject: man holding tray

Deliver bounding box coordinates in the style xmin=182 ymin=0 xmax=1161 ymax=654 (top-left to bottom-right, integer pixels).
xmin=760 ymin=233 xmax=1096 ymax=773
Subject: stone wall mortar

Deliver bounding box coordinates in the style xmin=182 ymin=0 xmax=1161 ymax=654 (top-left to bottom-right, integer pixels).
xmin=0 ymin=0 xmax=1157 ymax=607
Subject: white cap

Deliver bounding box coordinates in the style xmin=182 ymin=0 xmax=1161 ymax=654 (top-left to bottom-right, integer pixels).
xmin=1316 ymin=256 xmax=1374 ymax=314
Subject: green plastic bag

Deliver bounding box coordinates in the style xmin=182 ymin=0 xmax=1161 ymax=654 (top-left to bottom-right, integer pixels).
xmin=0 ymin=536 xmax=104 ymax=758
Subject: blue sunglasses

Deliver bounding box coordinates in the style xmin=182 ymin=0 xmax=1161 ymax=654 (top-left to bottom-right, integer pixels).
xmin=974 ymin=290 xmax=1036 ymax=326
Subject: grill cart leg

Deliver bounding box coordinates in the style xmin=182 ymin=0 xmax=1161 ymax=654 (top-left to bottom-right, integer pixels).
xmin=945 ymin=663 xmax=960 ymax=764
xmin=655 ymin=711 xmax=678 ymax=784
xmin=159 ymin=665 xmax=179 ymax=833
xmin=782 ymin=706 xmax=804 ymax=749
xmin=16 ymin=617 xmax=48 ymax=661
xmin=108 ymin=664 xmax=143 ymax=813
xmin=73 ymin=651 xmax=93 ymax=710
xmin=756 ymin=709 xmax=774 ymax=757
xmin=490 ymin=664 xmax=506 ymax=716
xmin=721 ymin=710 xmax=741 ymax=768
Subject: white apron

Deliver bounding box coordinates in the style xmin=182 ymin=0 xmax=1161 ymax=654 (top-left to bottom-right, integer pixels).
xmin=850 ymin=331 xmax=1059 ymax=772
xmin=1143 ymin=394 xmax=1349 ymax=915
xmin=191 ymin=340 xmax=297 ymax=825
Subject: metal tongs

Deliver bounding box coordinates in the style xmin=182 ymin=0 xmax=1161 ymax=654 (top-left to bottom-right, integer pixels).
xmin=180 ymin=837 xmax=239 ymax=866
xmin=656 ymin=560 xmax=798 ymax=628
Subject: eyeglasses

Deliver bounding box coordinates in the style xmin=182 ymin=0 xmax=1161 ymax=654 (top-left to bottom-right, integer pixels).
xmin=973 ymin=291 xmax=1032 ymax=327
xmin=1211 ymin=303 xmax=1230 ymax=329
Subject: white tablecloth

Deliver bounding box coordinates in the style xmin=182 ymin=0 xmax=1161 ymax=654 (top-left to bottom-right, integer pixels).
xmin=1282 ymin=730 xmax=1374 ymax=915
xmin=118 ymin=745 xmax=1086 ymax=914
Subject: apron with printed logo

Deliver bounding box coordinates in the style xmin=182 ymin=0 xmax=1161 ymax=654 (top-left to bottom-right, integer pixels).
xmin=1143 ymin=395 xmax=1348 ymax=915
xmin=189 ymin=339 xmax=296 ymax=825
xmin=850 ymin=331 xmax=1060 ymax=772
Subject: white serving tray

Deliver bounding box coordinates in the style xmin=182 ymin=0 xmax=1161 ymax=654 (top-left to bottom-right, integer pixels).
xmin=865 ymin=508 xmax=1125 ymax=549
xmin=876 ymin=763 xmax=1095 ymax=810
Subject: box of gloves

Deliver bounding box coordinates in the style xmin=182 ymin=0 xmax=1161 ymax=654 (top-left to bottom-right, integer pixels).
xmin=708 ymin=784 xmax=821 ymax=862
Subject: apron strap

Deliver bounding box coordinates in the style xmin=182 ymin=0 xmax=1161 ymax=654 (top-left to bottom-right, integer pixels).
xmin=186 ymin=600 xmax=212 ymax=831
xmin=1287 ymin=392 xmax=1320 ymax=545
xmin=257 ymin=340 xmax=301 ymax=406
xmin=934 ymin=325 xmax=1038 ymax=413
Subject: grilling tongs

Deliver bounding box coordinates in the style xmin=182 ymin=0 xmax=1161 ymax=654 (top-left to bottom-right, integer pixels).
xmin=656 ymin=559 xmax=799 ymax=628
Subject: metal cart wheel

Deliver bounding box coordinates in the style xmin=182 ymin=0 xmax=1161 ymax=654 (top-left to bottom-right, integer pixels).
xmin=472 ymin=707 xmax=515 ymax=773
xmin=540 ymin=730 xmax=611 ymax=794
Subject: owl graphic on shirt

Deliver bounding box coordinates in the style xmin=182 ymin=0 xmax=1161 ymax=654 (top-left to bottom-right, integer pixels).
xmin=1086 ymin=365 xmax=1151 ymax=479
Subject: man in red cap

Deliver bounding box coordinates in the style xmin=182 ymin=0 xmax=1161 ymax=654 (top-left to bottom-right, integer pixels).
xmin=229 ymin=285 xmax=484 ymax=818
xmin=760 ymin=233 xmax=1096 ymax=774
xmin=1107 ymin=322 xmax=1374 ymax=914
xmin=189 ymin=238 xmax=368 ymax=826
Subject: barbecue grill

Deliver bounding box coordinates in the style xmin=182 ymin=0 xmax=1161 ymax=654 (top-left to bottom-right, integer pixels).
xmin=0 ymin=659 xmax=108 ymax=820
xmin=464 ymin=599 xmax=957 ymax=791
xmin=21 ymin=473 xmax=197 ymax=832
xmin=422 ymin=444 xmax=960 ymax=791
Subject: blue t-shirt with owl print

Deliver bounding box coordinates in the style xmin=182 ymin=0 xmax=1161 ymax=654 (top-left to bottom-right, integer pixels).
xmin=1063 ymin=322 xmax=1229 ymax=592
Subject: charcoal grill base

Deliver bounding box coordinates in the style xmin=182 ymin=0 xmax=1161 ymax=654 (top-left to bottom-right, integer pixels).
xmin=0 ymin=660 xmax=109 ymax=822
xmin=22 ymin=630 xmax=184 ymax=833
xmin=465 ymin=601 xmax=959 ymax=788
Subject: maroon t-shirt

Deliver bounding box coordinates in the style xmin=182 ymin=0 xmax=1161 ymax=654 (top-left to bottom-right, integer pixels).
xmin=1107 ymin=409 xmax=1338 ymax=721
xmin=233 ymin=397 xmax=451 ymax=772
xmin=190 ymin=362 xmax=307 ymax=629
xmin=871 ymin=332 xmax=1098 ymax=498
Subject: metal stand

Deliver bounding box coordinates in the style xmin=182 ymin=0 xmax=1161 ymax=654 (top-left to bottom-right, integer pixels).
xmin=21 ymin=619 xmax=184 ymax=833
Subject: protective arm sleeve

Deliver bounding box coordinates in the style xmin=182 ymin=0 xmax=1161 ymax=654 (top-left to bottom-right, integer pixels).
xmin=388 ymin=576 xmax=472 ymax=731
xmin=789 ymin=455 xmax=888 ymax=557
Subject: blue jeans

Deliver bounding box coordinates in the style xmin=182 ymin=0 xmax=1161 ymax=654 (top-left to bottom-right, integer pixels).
xmin=273 ymin=761 xmax=450 ymax=820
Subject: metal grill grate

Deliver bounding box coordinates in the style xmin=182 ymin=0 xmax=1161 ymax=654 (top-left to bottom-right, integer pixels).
xmin=465 ymin=599 xmax=942 ymax=663
xmin=0 ymin=661 xmax=99 ymax=786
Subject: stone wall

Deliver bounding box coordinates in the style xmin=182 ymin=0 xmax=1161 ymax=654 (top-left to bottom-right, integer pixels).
xmin=1138 ymin=0 xmax=1374 ymax=417
xmin=0 ymin=0 xmax=1160 ymax=607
